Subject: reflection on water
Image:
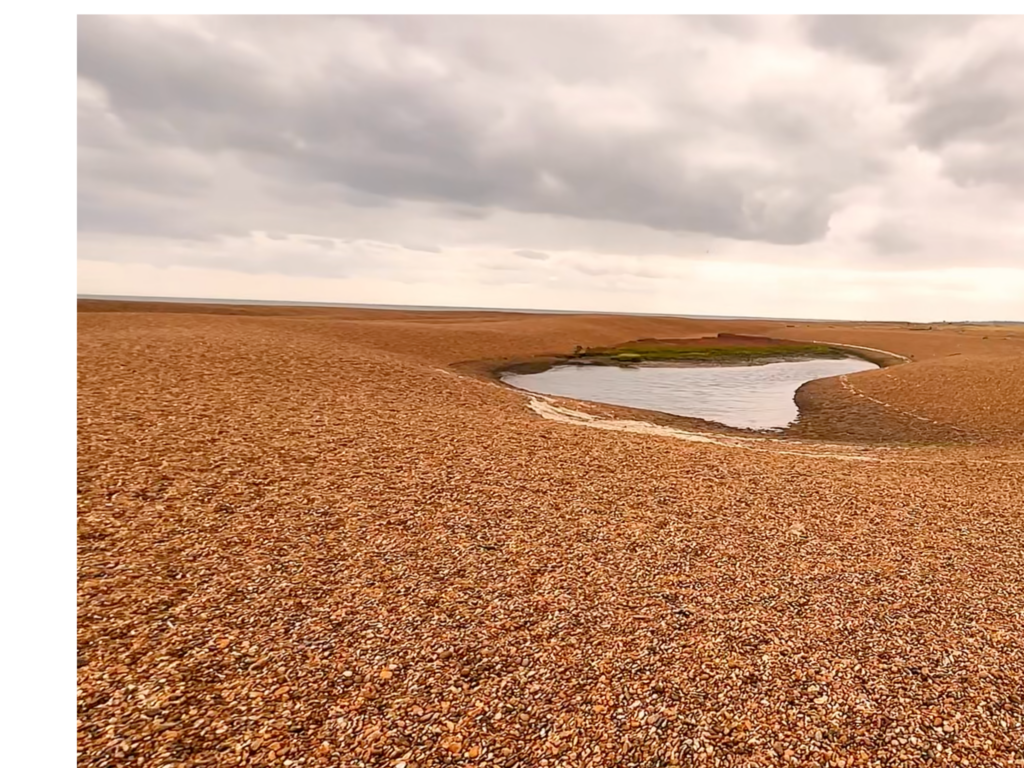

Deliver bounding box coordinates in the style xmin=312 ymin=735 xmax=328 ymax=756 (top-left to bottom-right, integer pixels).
xmin=502 ymin=357 xmax=878 ymax=430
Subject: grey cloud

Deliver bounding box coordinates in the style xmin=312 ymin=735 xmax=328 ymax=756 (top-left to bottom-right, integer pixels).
xmin=78 ymin=82 xmax=214 ymax=200
xmin=908 ymin=49 xmax=1022 ymax=146
xmin=76 ymin=15 xmax=1024 ymax=281
xmin=79 ymin=148 xmax=212 ymax=198
xmin=77 ymin=179 xmax=241 ymax=242
xmin=77 ymin=16 xmax=277 ymax=145
xmin=865 ymin=220 xmax=919 ymax=257
xmin=77 ymin=16 xmax=885 ymax=247
xmin=905 ymin=45 xmax=1024 ymax=189
xmin=941 ymin=144 xmax=1024 ymax=189
xmin=804 ymin=16 xmax=977 ymax=63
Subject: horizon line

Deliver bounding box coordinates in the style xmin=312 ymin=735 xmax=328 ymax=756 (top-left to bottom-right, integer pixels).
xmin=76 ymin=294 xmax=1024 ymax=326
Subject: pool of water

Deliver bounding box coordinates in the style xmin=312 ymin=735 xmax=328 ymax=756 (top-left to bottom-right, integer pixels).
xmin=502 ymin=357 xmax=878 ymax=431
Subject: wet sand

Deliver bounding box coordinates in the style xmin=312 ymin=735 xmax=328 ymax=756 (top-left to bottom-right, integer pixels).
xmin=78 ymin=300 xmax=1024 ymax=767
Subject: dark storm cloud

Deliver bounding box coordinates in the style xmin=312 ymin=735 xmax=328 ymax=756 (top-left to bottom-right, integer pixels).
xmin=77 ymin=15 xmax=885 ymax=247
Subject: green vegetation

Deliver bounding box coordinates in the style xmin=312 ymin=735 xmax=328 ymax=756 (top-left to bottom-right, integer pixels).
xmin=577 ymin=343 xmax=850 ymax=363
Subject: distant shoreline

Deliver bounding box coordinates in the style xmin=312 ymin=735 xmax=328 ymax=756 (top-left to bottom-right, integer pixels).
xmin=76 ymin=294 xmax=1022 ymax=325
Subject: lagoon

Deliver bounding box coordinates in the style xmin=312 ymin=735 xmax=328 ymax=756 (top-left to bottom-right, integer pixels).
xmin=502 ymin=357 xmax=878 ymax=431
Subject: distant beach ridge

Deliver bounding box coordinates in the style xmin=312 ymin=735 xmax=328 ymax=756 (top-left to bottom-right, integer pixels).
xmin=75 ymin=294 xmax=937 ymax=324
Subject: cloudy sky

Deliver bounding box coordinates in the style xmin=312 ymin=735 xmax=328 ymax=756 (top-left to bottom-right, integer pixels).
xmin=78 ymin=15 xmax=1024 ymax=320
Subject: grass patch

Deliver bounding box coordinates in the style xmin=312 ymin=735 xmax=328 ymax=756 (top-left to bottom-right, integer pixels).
xmin=577 ymin=343 xmax=849 ymax=362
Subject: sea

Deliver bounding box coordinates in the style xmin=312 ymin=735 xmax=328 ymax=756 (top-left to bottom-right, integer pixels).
xmin=76 ymin=295 xmax=867 ymax=324
xmin=79 ymin=295 xmax=1022 ymax=325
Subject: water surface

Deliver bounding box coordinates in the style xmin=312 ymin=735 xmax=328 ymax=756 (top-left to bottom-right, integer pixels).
xmin=503 ymin=357 xmax=878 ymax=430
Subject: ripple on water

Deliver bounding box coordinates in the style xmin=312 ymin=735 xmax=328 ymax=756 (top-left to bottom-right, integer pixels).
xmin=502 ymin=358 xmax=878 ymax=431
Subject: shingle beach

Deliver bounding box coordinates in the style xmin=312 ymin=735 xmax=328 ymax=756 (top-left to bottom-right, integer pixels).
xmin=78 ymin=301 xmax=1024 ymax=767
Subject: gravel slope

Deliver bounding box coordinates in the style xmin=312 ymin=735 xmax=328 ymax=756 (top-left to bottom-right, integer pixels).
xmin=78 ymin=305 xmax=1024 ymax=767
